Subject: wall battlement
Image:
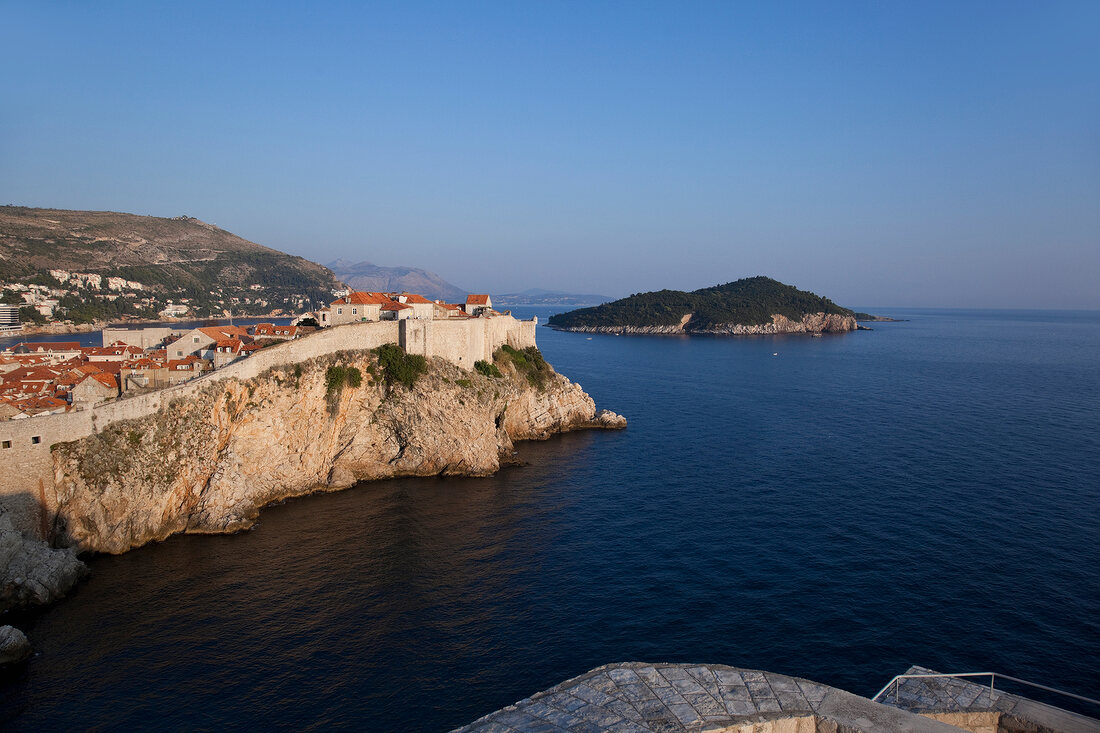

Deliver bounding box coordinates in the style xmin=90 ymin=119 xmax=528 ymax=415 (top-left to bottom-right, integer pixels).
xmin=0 ymin=315 xmax=537 ymax=536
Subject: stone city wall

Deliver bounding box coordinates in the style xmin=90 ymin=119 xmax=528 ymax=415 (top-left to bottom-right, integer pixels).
xmin=0 ymin=316 xmax=537 ymax=536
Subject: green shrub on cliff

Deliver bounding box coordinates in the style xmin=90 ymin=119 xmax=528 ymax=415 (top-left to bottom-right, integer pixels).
xmin=474 ymin=360 xmax=502 ymax=378
xmin=325 ymin=365 xmax=347 ymax=395
xmin=495 ymin=345 xmax=551 ymax=390
xmin=325 ymin=365 xmax=364 ymax=393
xmin=373 ymin=344 xmax=427 ymax=389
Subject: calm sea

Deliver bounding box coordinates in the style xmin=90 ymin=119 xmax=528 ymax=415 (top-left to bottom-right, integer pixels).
xmin=1 ymin=308 xmax=1098 ymax=730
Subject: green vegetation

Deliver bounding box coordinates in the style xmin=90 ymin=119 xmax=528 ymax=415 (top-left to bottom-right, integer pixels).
xmin=495 ymin=344 xmax=551 ymax=390
xmin=324 ymin=364 xmax=363 ymax=415
xmin=18 ymin=306 xmax=46 ymax=324
xmin=455 ymin=378 xmax=472 ymax=388
xmin=546 ymin=276 xmax=855 ymax=331
xmin=325 ymin=364 xmax=363 ymax=395
xmin=373 ymin=343 xmax=427 ymax=389
xmin=474 ymin=360 xmax=502 ymax=378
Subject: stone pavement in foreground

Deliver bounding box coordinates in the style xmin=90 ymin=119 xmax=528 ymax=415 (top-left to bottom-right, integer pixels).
xmin=876 ymin=665 xmax=1100 ymax=733
xmin=452 ymin=662 xmax=964 ymax=732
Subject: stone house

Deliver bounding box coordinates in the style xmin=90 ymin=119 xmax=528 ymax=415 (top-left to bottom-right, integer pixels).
xmin=70 ymin=373 xmax=119 ymax=406
xmin=464 ymin=294 xmax=492 ymax=316
xmin=166 ymin=356 xmax=209 ymax=384
xmin=391 ymin=293 xmax=436 ymax=320
xmin=120 ymin=358 xmax=170 ymax=392
xmin=324 ymin=292 xmax=393 ymax=326
xmin=434 ymin=301 xmax=469 ymax=319
xmin=380 ymin=301 xmax=413 ymax=320
xmin=212 ymin=339 xmax=244 ymax=369
xmin=81 ymin=345 xmax=144 ymax=362
xmin=166 ymin=326 xmax=251 ymax=360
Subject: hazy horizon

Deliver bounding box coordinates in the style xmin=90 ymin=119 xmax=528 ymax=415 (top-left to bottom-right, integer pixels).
xmin=3 ymin=2 xmax=1097 ymax=309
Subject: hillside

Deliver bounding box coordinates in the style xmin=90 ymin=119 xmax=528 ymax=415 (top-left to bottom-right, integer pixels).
xmin=0 ymin=206 xmax=341 ymax=321
xmin=328 ymin=259 xmax=467 ymax=302
xmin=547 ymin=277 xmax=858 ymax=333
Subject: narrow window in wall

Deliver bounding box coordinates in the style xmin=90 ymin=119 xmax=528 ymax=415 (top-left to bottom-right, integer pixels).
xmin=1 ymin=440 xmax=11 ymax=449
xmin=31 ymin=436 xmax=41 ymax=444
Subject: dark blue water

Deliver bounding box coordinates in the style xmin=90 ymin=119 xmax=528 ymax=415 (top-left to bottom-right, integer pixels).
xmin=2 ymin=308 xmax=1098 ymax=730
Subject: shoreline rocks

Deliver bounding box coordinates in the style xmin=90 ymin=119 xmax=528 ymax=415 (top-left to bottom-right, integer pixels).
xmin=0 ymin=625 xmax=32 ymax=665
xmin=0 ymin=511 xmax=86 ymax=613
xmin=551 ymin=312 xmax=859 ymax=336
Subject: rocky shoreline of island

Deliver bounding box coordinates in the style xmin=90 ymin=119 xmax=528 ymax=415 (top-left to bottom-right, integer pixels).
xmin=552 ymin=312 xmax=860 ymax=335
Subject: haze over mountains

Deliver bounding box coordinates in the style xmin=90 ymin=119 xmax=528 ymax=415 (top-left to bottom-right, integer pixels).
xmin=327 ymin=259 xmax=612 ymax=306
xmin=493 ymin=289 xmax=613 ymax=307
xmin=0 ymin=206 xmax=611 ymax=317
xmin=327 ymin=259 xmax=468 ymax=302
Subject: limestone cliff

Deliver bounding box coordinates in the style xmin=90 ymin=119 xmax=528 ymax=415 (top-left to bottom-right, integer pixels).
xmin=48 ymin=350 xmax=625 ymax=555
xmin=556 ymin=312 xmax=858 ymax=335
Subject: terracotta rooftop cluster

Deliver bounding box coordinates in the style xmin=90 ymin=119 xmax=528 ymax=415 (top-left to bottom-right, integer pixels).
xmin=0 ymin=321 xmax=304 ymax=420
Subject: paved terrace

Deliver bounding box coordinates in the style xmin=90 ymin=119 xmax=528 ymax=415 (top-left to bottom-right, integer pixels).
xmin=453 ymin=662 xmax=965 ymax=732
xmin=876 ymin=666 xmax=1100 ymax=733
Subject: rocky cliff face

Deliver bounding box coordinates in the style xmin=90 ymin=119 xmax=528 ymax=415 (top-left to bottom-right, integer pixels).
xmin=48 ymin=351 xmax=624 ymax=555
xmin=0 ymin=510 xmax=86 ymax=614
xmin=554 ymin=312 xmax=858 ymax=335
xmin=709 ymin=312 xmax=858 ymax=334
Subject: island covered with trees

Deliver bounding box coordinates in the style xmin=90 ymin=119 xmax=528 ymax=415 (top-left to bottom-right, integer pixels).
xmin=547 ymin=276 xmax=880 ymax=334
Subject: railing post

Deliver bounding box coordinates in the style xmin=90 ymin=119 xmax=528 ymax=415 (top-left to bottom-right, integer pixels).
xmin=990 ymin=674 xmax=995 ymax=698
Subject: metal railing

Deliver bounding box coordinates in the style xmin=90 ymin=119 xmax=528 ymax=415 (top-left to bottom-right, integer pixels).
xmin=873 ymin=672 xmax=1100 ymax=710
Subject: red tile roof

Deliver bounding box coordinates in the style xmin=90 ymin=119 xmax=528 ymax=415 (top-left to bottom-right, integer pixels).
xmin=466 ymin=294 xmax=490 ymax=305
xmin=14 ymin=341 xmax=83 ymax=352
xmin=381 ymin=301 xmax=412 ymax=311
xmin=197 ymin=326 xmax=251 ymax=341
xmin=333 ymin=292 xmax=392 ymax=306
xmin=87 ymin=373 xmax=119 ymax=390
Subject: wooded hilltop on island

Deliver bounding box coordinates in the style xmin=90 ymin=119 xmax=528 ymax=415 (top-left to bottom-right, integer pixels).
xmin=548 ymin=277 xmax=875 ymax=335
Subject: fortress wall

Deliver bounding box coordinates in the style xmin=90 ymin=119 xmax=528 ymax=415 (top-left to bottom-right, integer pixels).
xmin=0 ymin=316 xmax=537 ymax=537
xmin=101 ymin=326 xmax=177 ymax=349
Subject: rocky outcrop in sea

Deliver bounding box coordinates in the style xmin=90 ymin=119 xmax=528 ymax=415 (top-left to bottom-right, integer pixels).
xmin=0 ymin=510 xmax=86 ymax=613
xmin=47 ymin=350 xmax=624 ymax=555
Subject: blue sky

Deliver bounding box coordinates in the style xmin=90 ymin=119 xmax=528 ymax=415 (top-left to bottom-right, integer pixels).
xmin=2 ymin=1 xmax=1097 ymax=307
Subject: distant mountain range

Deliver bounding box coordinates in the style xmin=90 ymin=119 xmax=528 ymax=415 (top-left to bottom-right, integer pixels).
xmin=493 ymin=289 xmax=613 ymax=307
xmin=327 ymin=260 xmax=612 ymax=307
xmin=327 ymin=259 xmax=468 ymax=302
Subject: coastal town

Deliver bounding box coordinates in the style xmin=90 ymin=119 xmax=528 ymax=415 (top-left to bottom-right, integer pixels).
xmin=0 ymin=290 xmax=499 ymax=420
